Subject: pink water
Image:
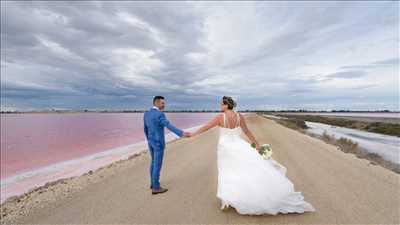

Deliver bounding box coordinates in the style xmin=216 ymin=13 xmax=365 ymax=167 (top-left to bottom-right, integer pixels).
xmin=0 ymin=113 xmax=217 ymax=179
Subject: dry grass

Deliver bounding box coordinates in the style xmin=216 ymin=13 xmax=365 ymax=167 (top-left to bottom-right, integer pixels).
xmin=263 ymin=114 xmax=400 ymax=174
xmin=262 ymin=113 xmax=400 ymax=174
xmin=322 ymin=131 xmax=359 ymax=154
xmin=318 ymin=131 xmax=399 ymax=174
xmin=275 ymin=114 xmax=400 ymax=137
xmin=270 ymin=116 xmax=308 ymax=132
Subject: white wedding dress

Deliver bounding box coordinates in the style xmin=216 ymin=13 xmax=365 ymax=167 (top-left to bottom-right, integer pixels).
xmin=216 ymin=112 xmax=316 ymax=215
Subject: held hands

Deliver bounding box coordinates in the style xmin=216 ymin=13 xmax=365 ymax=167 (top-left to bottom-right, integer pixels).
xmin=182 ymin=131 xmax=192 ymax=138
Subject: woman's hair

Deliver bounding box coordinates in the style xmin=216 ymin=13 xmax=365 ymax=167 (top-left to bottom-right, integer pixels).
xmin=222 ymin=96 xmax=236 ymax=110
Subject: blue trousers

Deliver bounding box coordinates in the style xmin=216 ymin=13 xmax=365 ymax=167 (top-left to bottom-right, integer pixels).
xmin=148 ymin=144 xmax=164 ymax=189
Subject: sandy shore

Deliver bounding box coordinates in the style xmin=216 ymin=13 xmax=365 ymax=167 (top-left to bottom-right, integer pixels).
xmin=1 ymin=114 xmax=399 ymax=224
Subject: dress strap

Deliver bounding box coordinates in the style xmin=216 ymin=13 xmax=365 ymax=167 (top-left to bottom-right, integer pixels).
xmin=236 ymin=112 xmax=240 ymax=127
xmin=223 ymin=113 xmax=226 ymax=128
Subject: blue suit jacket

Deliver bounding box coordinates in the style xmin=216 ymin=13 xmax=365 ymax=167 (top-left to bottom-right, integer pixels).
xmin=143 ymin=107 xmax=183 ymax=149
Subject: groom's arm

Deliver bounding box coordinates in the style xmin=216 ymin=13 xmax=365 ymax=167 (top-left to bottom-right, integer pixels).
xmin=159 ymin=112 xmax=184 ymax=137
xmin=143 ymin=115 xmax=149 ymax=138
xmin=144 ymin=123 xmax=149 ymax=138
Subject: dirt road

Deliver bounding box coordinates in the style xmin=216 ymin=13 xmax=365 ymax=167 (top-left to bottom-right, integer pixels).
xmin=4 ymin=114 xmax=399 ymax=224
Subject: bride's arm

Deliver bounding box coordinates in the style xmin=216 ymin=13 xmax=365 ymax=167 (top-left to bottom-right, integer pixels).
xmin=191 ymin=114 xmax=222 ymax=137
xmin=239 ymin=113 xmax=260 ymax=149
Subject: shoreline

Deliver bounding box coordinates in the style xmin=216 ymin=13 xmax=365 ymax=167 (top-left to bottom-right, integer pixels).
xmin=0 ymin=147 xmax=149 ymax=222
xmin=1 ymin=114 xmax=399 ymax=224
xmin=261 ymin=114 xmax=400 ymax=174
xmin=0 ymin=134 xmax=192 ymax=222
xmin=0 ymin=122 xmax=202 ymax=222
xmin=0 ymin=123 xmax=204 ymax=204
xmin=271 ymin=113 xmax=400 ymax=136
xmin=2 ymin=113 xmax=398 ymax=204
xmin=2 ymin=111 xmax=399 ymax=114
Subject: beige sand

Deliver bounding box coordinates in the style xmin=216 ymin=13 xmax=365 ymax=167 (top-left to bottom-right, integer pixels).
xmin=1 ymin=114 xmax=399 ymax=224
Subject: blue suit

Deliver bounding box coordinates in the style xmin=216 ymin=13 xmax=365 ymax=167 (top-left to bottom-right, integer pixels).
xmin=143 ymin=107 xmax=183 ymax=189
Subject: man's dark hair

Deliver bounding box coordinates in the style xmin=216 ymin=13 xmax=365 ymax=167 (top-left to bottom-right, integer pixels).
xmin=153 ymin=95 xmax=165 ymax=104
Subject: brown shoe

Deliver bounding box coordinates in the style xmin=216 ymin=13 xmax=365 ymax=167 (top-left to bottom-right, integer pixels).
xmin=152 ymin=187 xmax=168 ymax=195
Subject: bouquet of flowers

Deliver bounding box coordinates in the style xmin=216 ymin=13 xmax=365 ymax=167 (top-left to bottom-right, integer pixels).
xmin=251 ymin=143 xmax=273 ymax=159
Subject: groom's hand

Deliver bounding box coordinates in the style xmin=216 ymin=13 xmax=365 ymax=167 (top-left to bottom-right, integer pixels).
xmin=182 ymin=131 xmax=192 ymax=138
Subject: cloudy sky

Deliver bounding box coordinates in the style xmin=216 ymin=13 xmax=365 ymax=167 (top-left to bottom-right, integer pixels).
xmin=1 ymin=1 xmax=399 ymax=111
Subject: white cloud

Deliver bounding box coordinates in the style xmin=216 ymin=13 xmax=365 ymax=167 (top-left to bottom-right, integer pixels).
xmin=109 ymin=48 xmax=164 ymax=87
xmin=1 ymin=1 xmax=398 ymax=110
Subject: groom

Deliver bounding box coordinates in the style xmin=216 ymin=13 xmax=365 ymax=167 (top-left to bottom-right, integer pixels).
xmin=143 ymin=96 xmax=191 ymax=194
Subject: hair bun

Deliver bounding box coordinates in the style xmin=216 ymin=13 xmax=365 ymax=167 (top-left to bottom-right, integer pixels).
xmin=222 ymin=96 xmax=236 ymax=109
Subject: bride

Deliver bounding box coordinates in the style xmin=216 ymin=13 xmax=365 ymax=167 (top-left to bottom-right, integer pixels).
xmin=191 ymin=96 xmax=316 ymax=215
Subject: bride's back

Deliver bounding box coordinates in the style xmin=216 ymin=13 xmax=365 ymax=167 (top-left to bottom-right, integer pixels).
xmin=218 ymin=111 xmax=243 ymax=145
xmin=220 ymin=111 xmax=241 ymax=130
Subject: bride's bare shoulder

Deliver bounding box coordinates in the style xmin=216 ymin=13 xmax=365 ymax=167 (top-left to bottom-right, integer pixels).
xmin=216 ymin=113 xmax=224 ymax=120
